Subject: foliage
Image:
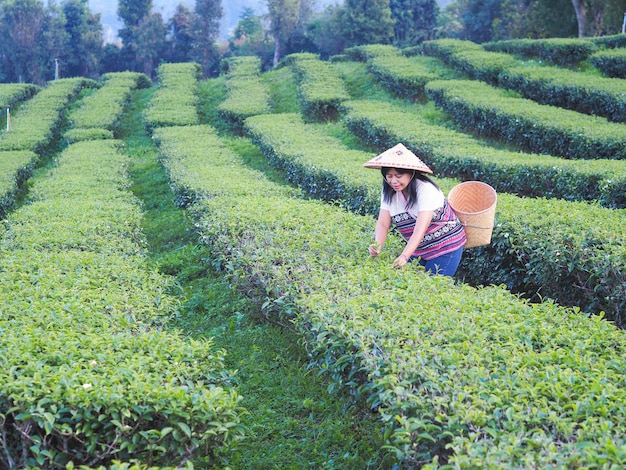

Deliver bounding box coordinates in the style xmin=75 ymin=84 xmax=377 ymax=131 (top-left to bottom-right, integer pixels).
xmin=425 ymin=78 xmax=626 ymax=160
xmin=424 ymin=38 xmax=626 ymax=122
xmin=484 ymin=37 xmax=598 ymax=66
xmin=189 ymin=0 xmax=223 ymax=76
xmin=589 ymin=47 xmax=626 ymax=77
xmin=367 ymin=53 xmax=445 ymax=101
xmin=390 ymin=0 xmax=439 ymax=46
xmin=61 ymin=0 xmax=104 ymax=79
xmin=165 ymin=4 xmax=194 ymax=64
xmin=143 ymin=63 xmax=200 ymax=130
xmin=152 ymin=101 xmax=626 ymax=468
xmin=217 ymin=56 xmax=271 ymax=133
xmin=0 ymin=0 xmax=48 ymax=84
xmin=0 ymin=139 xmax=243 ymax=468
xmin=340 ymin=0 xmax=395 ymax=48
xmin=341 ymin=99 xmax=626 ymax=208
xmin=287 ymin=54 xmax=351 ymax=121
xmin=0 ymin=78 xmax=96 ymax=153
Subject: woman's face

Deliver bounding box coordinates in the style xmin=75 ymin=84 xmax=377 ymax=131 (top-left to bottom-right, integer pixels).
xmin=384 ymin=168 xmax=413 ymax=193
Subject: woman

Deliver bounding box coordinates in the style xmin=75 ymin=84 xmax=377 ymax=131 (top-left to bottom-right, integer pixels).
xmin=364 ymin=143 xmax=466 ymax=276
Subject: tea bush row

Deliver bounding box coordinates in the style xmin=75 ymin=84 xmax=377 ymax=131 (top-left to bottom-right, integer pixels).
xmin=423 ymin=38 xmax=626 ymax=123
xmin=65 ymin=72 xmax=150 ymax=142
xmin=285 ymin=53 xmax=350 ymax=121
xmin=0 ymin=149 xmax=39 ymax=216
xmin=484 ymin=34 xmax=626 ymax=65
xmin=216 ymin=56 xmax=271 ymax=134
xmin=425 ymin=79 xmax=626 ymax=160
xmin=0 ymin=82 xmax=40 ymax=109
xmin=341 ymin=44 xmax=403 ymax=62
xmin=483 ymin=37 xmax=598 ymax=66
xmin=143 ymin=63 xmax=201 ymax=129
xmin=0 ymin=78 xmax=95 ymax=152
xmin=366 ymin=54 xmax=444 ymax=101
xmin=341 ymin=99 xmax=626 ymax=208
xmin=0 ymin=138 xmax=243 ymax=468
xmin=243 ymin=111 xmax=626 ymax=327
xmin=152 ymin=123 xmax=626 ymax=469
xmin=589 ymin=47 xmax=626 ymax=78
xmin=0 ymin=79 xmax=93 ymax=215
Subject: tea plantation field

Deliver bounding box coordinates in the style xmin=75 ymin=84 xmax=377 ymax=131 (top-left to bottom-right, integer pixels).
xmin=1 ymin=37 xmax=625 ymax=469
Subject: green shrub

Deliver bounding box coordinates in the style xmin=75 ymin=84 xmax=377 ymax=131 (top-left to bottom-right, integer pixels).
xmin=367 ymin=55 xmax=443 ymax=101
xmin=0 ymin=82 xmax=41 ymax=108
xmin=0 ymin=139 xmax=244 ymax=468
xmin=589 ymin=48 xmax=626 ymax=78
xmin=288 ymin=54 xmax=351 ymax=121
xmin=244 ymin=109 xmax=626 ymax=326
xmin=144 ymin=63 xmax=200 ymax=129
xmin=341 ymin=99 xmax=626 ymax=208
xmin=154 ymin=121 xmax=626 ymax=468
xmin=425 ymin=79 xmax=626 ymax=160
xmin=0 ymin=150 xmax=38 ymax=215
xmin=0 ymin=78 xmax=95 ymax=152
xmin=217 ymin=57 xmax=271 ymax=133
xmin=484 ymin=37 xmax=597 ymax=66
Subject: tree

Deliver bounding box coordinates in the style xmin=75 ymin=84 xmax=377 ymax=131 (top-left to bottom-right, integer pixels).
xmin=166 ymin=3 xmax=194 ymax=63
xmin=339 ymin=0 xmax=394 ymax=48
xmin=0 ymin=0 xmax=47 ymax=83
xmin=267 ymin=0 xmax=301 ymax=66
xmin=390 ymin=0 xmax=439 ymax=46
xmin=569 ymin=0 xmax=624 ymax=37
xmin=117 ymin=0 xmax=152 ymax=71
xmin=229 ymin=7 xmax=274 ymax=68
xmin=190 ymin=0 xmax=223 ymax=76
xmin=457 ymin=0 xmax=502 ymax=42
xmin=307 ymin=4 xmax=346 ymax=57
xmin=136 ymin=13 xmax=167 ymax=78
xmin=61 ymin=0 xmax=103 ymax=78
xmin=232 ymin=6 xmax=264 ymax=42
xmin=494 ymin=0 xmax=577 ymax=39
xmin=41 ymin=2 xmax=69 ymax=81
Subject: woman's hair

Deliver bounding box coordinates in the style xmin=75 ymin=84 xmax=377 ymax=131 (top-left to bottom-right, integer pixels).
xmin=381 ymin=167 xmax=439 ymax=209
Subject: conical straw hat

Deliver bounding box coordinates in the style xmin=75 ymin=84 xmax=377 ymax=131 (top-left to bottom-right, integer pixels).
xmin=363 ymin=143 xmax=433 ymax=174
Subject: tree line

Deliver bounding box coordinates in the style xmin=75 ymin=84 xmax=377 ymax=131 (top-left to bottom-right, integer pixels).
xmin=1 ymin=0 xmax=624 ymax=85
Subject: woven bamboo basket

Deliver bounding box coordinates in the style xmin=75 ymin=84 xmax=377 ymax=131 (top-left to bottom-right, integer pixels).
xmin=448 ymin=181 xmax=497 ymax=248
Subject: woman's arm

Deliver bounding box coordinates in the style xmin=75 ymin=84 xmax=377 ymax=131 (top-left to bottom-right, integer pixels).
xmin=392 ymin=210 xmax=434 ymax=268
xmin=368 ymin=208 xmax=391 ymax=257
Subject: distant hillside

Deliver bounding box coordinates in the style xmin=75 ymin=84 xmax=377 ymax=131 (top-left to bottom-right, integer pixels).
xmin=89 ymin=0 xmax=342 ymax=43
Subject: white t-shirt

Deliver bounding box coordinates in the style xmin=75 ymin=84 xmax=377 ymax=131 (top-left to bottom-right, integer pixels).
xmin=380 ymin=179 xmax=444 ymax=218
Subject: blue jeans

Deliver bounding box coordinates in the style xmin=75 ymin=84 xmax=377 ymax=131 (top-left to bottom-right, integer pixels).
xmin=412 ymin=246 xmax=464 ymax=277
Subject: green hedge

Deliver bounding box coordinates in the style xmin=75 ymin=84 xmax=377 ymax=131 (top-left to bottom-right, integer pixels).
xmin=0 ymin=78 xmax=95 ymax=152
xmin=217 ymin=56 xmax=271 ymax=133
xmin=0 ymin=150 xmax=38 ymax=216
xmin=498 ymin=65 xmax=626 ymax=123
xmin=143 ymin=63 xmax=200 ymax=129
xmin=425 ymin=79 xmax=626 ymax=160
xmin=153 ymin=121 xmax=626 ymax=469
xmin=244 ymin=111 xmax=626 ymax=326
xmin=589 ymin=48 xmax=626 ymax=78
xmin=343 ymin=44 xmax=403 ymax=62
xmin=367 ymin=54 xmax=444 ymax=101
xmin=483 ymin=37 xmax=598 ymax=66
xmin=341 ymin=99 xmax=626 ymax=208
xmin=423 ymin=38 xmax=626 ymax=122
xmin=0 ymin=83 xmax=41 ymax=108
xmin=67 ymin=72 xmax=150 ymax=131
xmin=0 ymin=139 xmax=243 ymax=468
xmin=287 ymin=53 xmax=350 ymax=121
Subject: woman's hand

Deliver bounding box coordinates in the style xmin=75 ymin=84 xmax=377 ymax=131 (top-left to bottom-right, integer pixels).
xmin=368 ymin=243 xmax=382 ymax=257
xmin=392 ymin=253 xmax=408 ymax=268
